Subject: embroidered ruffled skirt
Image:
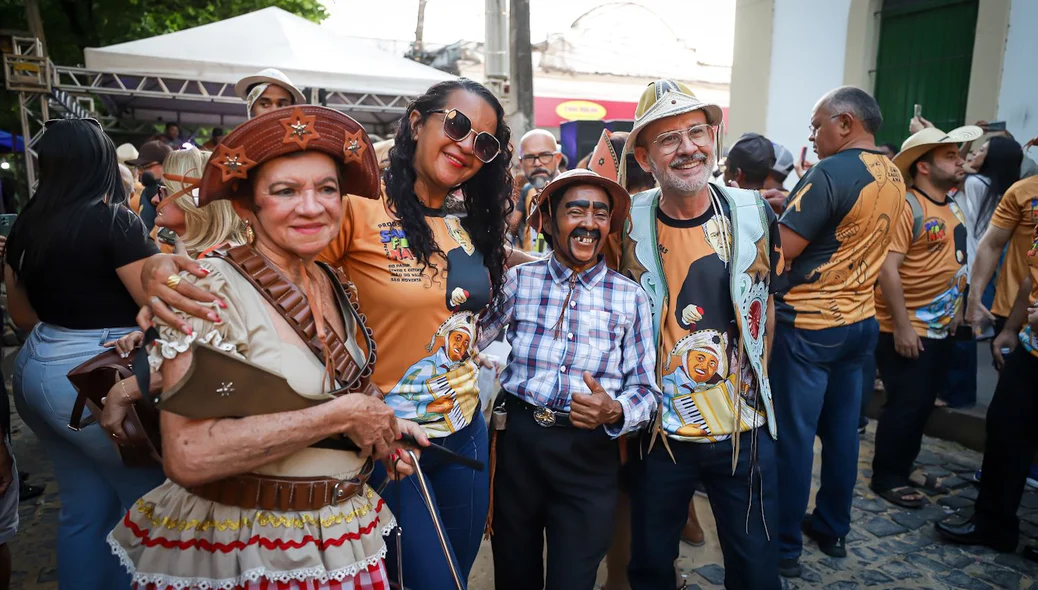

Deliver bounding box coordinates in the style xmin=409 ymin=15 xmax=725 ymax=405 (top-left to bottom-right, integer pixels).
xmin=109 ymin=480 xmax=395 ymax=590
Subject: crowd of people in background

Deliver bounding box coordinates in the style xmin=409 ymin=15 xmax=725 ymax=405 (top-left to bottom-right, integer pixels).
xmin=0 ymin=62 xmax=1036 ymax=590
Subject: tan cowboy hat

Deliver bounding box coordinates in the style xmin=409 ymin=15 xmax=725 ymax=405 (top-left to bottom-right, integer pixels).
xmin=892 ymin=125 xmax=983 ymax=183
xmin=116 ymin=143 xmax=139 ymax=165
xmin=619 ymin=80 xmax=723 ymax=186
xmin=234 ymin=68 xmax=306 ymax=105
xmin=527 ymin=168 xmax=631 ymax=237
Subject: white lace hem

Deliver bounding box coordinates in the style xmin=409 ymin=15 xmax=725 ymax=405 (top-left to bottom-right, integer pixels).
xmin=108 ymin=516 xmax=396 ymax=590
xmin=148 ymin=327 xmax=239 ymax=372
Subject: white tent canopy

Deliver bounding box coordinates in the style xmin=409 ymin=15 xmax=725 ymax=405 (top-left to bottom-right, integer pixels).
xmin=81 ymin=7 xmax=453 ymax=130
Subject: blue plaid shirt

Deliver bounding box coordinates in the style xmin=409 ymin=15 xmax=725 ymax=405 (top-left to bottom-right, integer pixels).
xmin=478 ymin=255 xmax=660 ymax=437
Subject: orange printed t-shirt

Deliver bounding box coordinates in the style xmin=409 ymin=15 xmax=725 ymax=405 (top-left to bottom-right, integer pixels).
xmin=319 ymin=195 xmax=492 ymax=438
xmin=1018 ymin=224 xmax=1038 ymax=357
xmin=989 ymin=176 xmax=1038 ymax=317
xmin=875 ymin=190 xmax=968 ymax=338
xmin=776 ymin=149 xmax=906 ymax=330
xmin=655 ymin=202 xmax=781 ymax=443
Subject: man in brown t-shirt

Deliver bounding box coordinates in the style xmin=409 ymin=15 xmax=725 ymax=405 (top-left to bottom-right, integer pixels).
xmin=870 ymin=126 xmax=978 ymax=508
xmin=937 ymin=222 xmax=1038 ymax=554
xmin=966 ymin=175 xmax=1038 ymax=340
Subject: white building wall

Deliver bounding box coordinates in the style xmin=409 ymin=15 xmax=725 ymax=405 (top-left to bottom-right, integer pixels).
xmin=996 ymin=0 xmax=1038 ymax=145
xmin=765 ymin=0 xmax=852 ymax=186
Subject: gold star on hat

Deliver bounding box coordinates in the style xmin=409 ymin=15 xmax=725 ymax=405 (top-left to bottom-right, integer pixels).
xmin=279 ymin=107 xmax=321 ymax=149
xmin=210 ymin=143 xmax=257 ymax=182
xmin=343 ymin=129 xmax=368 ymax=163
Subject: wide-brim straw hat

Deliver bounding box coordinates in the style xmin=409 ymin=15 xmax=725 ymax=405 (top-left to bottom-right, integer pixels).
xmin=198 ymin=105 xmax=380 ymax=206
xmin=892 ymin=125 xmax=983 ymax=184
xmin=234 ymin=68 xmax=306 ymax=105
xmin=619 ymin=79 xmax=723 ymax=187
xmin=527 ymin=168 xmax=631 ymax=237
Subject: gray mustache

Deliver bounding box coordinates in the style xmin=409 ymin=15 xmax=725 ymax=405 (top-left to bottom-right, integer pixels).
xmin=670 ymin=153 xmax=707 ymax=169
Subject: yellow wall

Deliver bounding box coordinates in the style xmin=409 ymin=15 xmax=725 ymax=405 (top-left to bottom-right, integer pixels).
xmin=965 ymin=0 xmax=1011 ymax=125
xmin=843 ymin=0 xmax=883 ymax=90
xmin=727 ymin=0 xmax=775 ymax=140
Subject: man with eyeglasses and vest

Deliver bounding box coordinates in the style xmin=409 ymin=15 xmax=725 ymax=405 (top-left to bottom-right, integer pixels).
xmin=606 ymin=79 xmax=784 ymax=590
xmin=517 ymin=129 xmax=564 ymax=253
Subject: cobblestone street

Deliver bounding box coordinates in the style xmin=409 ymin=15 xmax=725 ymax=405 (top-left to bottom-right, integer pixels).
xmin=7 ymin=346 xmax=1038 ymax=589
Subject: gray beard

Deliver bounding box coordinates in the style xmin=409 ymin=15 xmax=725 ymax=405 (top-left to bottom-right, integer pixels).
xmin=649 ymin=153 xmax=715 ymax=197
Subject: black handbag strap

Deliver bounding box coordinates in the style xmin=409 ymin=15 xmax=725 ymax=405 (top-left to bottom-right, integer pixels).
xmin=136 ymin=327 xmax=161 ymax=405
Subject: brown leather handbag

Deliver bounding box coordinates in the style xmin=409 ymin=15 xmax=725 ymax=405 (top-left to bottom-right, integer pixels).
xmin=67 ymin=346 xmax=162 ymax=468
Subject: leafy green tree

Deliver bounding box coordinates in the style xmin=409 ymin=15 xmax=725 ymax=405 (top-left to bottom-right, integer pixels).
xmin=1 ymin=0 xmax=327 ymax=65
xmin=0 ymin=0 xmax=327 ymax=133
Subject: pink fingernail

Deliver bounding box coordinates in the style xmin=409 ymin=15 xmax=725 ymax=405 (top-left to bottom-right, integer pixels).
xmin=199 ymin=268 xmax=210 ymax=276
xmin=217 ymin=299 xmax=227 ymax=309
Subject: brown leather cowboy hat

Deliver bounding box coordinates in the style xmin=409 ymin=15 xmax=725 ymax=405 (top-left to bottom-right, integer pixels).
xmin=527 ymin=168 xmax=631 ymax=237
xmin=198 ymin=105 xmax=380 ymax=206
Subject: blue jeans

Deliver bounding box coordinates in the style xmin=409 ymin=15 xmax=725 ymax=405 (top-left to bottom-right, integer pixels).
xmin=938 ymin=339 xmax=977 ymax=408
xmin=371 ymin=409 xmax=489 ymax=590
xmin=859 ymin=348 xmax=876 ymax=428
xmin=13 ymin=323 xmax=166 ymax=590
xmin=627 ymin=434 xmax=780 ymax=590
xmin=771 ymin=318 xmax=878 ymax=560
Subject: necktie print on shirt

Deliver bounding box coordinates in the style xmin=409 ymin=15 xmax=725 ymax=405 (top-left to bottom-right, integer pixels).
xmin=788 ymin=183 xmax=812 ymax=213
xmin=443 ymin=215 xmax=489 ymax=312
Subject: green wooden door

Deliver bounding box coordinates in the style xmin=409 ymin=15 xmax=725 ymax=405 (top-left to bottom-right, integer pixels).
xmin=873 ymin=0 xmax=979 ymax=146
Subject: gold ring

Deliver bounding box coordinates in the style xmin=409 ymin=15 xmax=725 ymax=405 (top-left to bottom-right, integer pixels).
xmin=165 ymin=274 xmax=182 ymax=290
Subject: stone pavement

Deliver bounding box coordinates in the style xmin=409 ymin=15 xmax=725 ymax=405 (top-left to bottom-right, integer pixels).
xmin=7 ymin=353 xmax=1038 ymax=589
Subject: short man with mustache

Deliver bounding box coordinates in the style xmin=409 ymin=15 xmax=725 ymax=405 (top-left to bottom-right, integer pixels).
xmin=516 ymin=129 xmax=564 ymax=253
xmin=609 ymin=79 xmax=784 ymax=589
xmin=478 ymin=169 xmax=659 ymax=590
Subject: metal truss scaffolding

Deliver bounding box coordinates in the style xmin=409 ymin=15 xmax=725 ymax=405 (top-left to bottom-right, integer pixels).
xmin=3 ymin=36 xmax=413 ymax=195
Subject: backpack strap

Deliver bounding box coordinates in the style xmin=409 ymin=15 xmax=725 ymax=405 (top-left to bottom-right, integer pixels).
xmin=905 ymin=190 xmax=925 ymax=241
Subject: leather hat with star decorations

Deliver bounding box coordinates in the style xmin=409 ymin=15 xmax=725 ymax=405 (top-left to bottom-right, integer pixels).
xmin=198 ymin=105 xmax=380 ymax=206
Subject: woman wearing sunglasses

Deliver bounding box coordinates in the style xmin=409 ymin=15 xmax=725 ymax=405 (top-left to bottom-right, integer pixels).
xmin=137 ymin=79 xmax=515 ymax=589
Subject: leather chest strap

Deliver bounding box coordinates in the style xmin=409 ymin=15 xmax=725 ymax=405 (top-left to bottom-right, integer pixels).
xmin=207 ymin=245 xmax=376 ymax=395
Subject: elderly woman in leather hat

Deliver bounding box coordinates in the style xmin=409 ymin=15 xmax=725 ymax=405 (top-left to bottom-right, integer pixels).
xmin=477 ymin=168 xmax=659 ymax=590
xmin=108 ymin=106 xmax=427 ymax=590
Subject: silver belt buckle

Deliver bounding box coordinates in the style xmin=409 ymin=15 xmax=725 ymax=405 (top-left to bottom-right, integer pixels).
xmin=533 ymin=406 xmax=556 ymax=427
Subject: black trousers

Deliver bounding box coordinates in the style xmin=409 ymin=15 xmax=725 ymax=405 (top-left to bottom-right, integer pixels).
xmin=975 ymin=346 xmax=1038 ymax=537
xmin=872 ymin=331 xmax=954 ymax=491
xmin=491 ymin=395 xmax=620 ymax=590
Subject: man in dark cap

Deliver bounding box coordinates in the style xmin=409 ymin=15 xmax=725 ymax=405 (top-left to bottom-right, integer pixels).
xmin=725 ymin=133 xmax=789 ymax=214
xmin=724 ymin=133 xmax=776 ymax=190
xmin=126 ymin=140 xmax=174 ymax=231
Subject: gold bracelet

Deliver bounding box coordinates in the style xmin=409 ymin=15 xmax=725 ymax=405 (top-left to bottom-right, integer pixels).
xmin=119 ymin=379 xmax=133 ymax=402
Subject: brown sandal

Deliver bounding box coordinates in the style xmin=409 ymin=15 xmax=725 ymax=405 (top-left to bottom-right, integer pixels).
xmin=872 ymin=484 xmax=926 ymax=508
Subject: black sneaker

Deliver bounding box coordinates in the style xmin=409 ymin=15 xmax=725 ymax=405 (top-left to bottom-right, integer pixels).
xmin=778 ymin=557 xmax=801 ymax=578
xmin=802 ymin=515 xmax=847 ymax=557
xmin=19 ymin=481 xmax=44 ymax=502
xmin=1024 ymin=541 xmax=1038 ymax=563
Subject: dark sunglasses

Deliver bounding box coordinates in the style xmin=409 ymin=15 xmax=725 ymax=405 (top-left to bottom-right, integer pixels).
xmin=45 ymin=117 xmax=102 ymax=129
xmin=428 ymin=108 xmax=500 ymax=163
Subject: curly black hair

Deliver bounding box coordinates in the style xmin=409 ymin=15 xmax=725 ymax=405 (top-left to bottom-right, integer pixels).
xmin=383 ymin=79 xmax=514 ymax=300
